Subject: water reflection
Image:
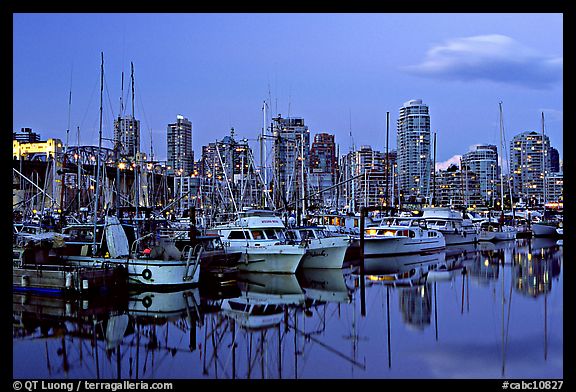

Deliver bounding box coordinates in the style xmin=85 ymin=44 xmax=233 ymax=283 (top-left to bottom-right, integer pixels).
xmin=13 ymin=238 xmax=563 ymax=379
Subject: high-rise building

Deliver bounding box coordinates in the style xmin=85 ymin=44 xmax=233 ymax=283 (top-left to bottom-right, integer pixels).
xmin=271 ymin=115 xmax=310 ymax=210
xmin=461 ymin=145 xmax=499 ymax=207
xmin=549 ymin=146 xmax=560 ymax=173
xmin=397 ymin=99 xmax=431 ymax=202
xmin=309 ymin=133 xmax=337 ymax=206
xmin=510 ymin=131 xmax=550 ymax=205
xmin=167 ymin=115 xmax=193 ymax=175
xmin=114 ymin=115 xmax=140 ymax=160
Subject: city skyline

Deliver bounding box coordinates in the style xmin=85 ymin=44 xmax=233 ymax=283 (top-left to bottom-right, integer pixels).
xmin=12 ymin=13 xmax=563 ymax=168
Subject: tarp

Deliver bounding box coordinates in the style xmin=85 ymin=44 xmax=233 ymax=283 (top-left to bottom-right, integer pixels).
xmin=105 ymin=215 xmax=130 ymax=258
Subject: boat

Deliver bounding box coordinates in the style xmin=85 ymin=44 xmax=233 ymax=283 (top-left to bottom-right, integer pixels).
xmin=210 ymin=210 xmax=306 ymax=273
xmin=531 ymin=218 xmax=561 ymax=237
xmin=421 ymin=207 xmax=479 ymax=245
xmin=285 ymin=226 xmax=351 ymax=269
xmin=478 ymin=220 xmax=516 ymax=242
xmin=362 ymin=216 xmax=445 ymax=257
xmin=61 ymin=215 xmax=203 ymax=288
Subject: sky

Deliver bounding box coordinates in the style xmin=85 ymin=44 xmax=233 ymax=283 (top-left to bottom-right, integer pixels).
xmin=12 ymin=13 xmax=563 ymax=170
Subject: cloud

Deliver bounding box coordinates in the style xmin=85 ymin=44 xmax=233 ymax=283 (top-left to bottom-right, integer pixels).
xmin=436 ymin=154 xmax=461 ymax=171
xmin=403 ymin=34 xmax=562 ymax=89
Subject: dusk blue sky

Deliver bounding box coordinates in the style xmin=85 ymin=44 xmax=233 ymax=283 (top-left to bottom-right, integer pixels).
xmin=13 ymin=13 xmax=563 ymax=170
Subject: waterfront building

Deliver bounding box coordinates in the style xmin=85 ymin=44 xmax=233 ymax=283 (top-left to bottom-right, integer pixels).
xmin=461 ymin=145 xmax=499 ymax=207
xmin=173 ymin=176 xmax=201 ymax=216
xmin=114 ymin=115 xmax=140 ymax=160
xmin=13 ymin=138 xmax=63 ymax=160
xmin=200 ymin=129 xmax=260 ymax=212
xmin=13 ymin=127 xmax=41 ymax=143
xmin=339 ymin=145 xmax=392 ymax=210
xmin=435 ymin=164 xmax=483 ymax=208
xmin=397 ymin=99 xmax=431 ymax=203
xmin=510 ymin=131 xmax=551 ymax=205
xmin=167 ymin=115 xmax=194 ymax=175
xmin=546 ymin=172 xmax=563 ymax=203
xmin=309 ymin=133 xmax=337 ymax=207
xmin=271 ymin=115 xmax=310 ymax=210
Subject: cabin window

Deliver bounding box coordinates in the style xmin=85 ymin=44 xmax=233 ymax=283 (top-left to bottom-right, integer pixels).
xmin=305 ymin=230 xmax=316 ymax=239
xmin=316 ymin=230 xmax=326 ymax=239
xmin=286 ymin=231 xmax=298 ymax=241
xmin=251 ymin=230 xmax=265 ymax=240
xmin=264 ymin=229 xmax=278 ymax=239
xmin=408 ymin=230 xmax=416 ymax=238
xmin=228 ymin=230 xmax=248 ymax=240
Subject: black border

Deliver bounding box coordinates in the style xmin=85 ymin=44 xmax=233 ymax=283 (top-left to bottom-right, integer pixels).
xmin=3 ymin=1 xmax=572 ymax=390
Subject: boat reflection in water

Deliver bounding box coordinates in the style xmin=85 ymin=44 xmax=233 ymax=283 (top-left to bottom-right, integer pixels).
xmin=297 ymin=268 xmax=352 ymax=304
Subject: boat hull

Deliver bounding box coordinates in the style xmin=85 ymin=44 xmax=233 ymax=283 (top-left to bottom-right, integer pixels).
xmin=300 ymin=238 xmax=349 ymax=269
xmin=363 ymin=236 xmax=445 ymax=257
xmin=229 ymin=245 xmax=305 ymax=273
xmin=63 ymin=256 xmax=200 ymax=287
xmin=532 ymin=223 xmax=559 ymax=237
xmin=441 ymin=230 xmax=479 ymax=246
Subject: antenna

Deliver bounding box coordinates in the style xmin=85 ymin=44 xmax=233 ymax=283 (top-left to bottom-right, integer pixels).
xmin=349 ymin=109 xmax=355 ymax=152
xmin=65 ymin=62 xmax=73 ymax=153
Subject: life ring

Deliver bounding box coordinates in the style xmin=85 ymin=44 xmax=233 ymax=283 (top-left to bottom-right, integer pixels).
xmin=142 ymin=268 xmax=152 ymax=280
xmin=142 ymin=296 xmax=153 ymax=308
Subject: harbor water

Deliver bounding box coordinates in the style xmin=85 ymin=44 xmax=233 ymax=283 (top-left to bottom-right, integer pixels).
xmin=13 ymin=237 xmax=562 ymax=379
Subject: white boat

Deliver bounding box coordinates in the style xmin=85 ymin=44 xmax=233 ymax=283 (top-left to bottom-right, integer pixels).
xmin=478 ymin=220 xmax=517 ymax=242
xmin=421 ymin=207 xmax=479 ymax=245
xmin=61 ymin=216 xmax=202 ymax=287
xmin=362 ymin=217 xmax=446 ymax=257
xmin=531 ymin=221 xmax=561 ymax=237
xmin=211 ymin=210 xmax=306 ymax=273
xmin=556 ymin=227 xmax=563 ymax=236
xmin=285 ymin=226 xmax=351 ymax=269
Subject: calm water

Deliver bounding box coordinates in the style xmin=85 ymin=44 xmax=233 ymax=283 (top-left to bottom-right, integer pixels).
xmin=13 ymin=238 xmax=563 ymax=379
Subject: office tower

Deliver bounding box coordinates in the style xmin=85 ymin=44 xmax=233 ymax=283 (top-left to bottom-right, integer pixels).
xmin=309 ymin=133 xmax=337 ymax=206
xmin=167 ymin=115 xmax=193 ymax=175
xmin=397 ymin=99 xmax=431 ymax=202
xmin=271 ymin=115 xmax=310 ymax=209
xmin=13 ymin=127 xmax=41 ymax=143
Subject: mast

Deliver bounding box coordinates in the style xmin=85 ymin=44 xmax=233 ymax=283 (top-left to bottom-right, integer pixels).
xmin=261 ymin=101 xmax=268 ymax=208
xmin=541 ymin=112 xmax=547 ymax=208
xmin=432 ymin=131 xmax=437 ymax=206
xmin=131 ymin=62 xmax=139 ymax=219
xmin=92 ymin=52 xmax=104 ymax=254
xmin=499 ymin=102 xmax=505 ymax=211
xmin=385 ymin=111 xmax=389 ymax=207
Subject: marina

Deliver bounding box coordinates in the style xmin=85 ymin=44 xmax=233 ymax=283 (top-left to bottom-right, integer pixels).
xmin=12 ymin=12 xmax=563 ymax=383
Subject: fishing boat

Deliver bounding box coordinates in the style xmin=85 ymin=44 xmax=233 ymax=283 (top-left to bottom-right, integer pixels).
xmin=362 ymin=217 xmax=445 ymax=257
xmin=210 ymin=210 xmax=306 ymax=273
xmin=285 ymin=226 xmax=351 ymax=269
xmin=61 ymin=215 xmax=203 ymax=287
xmin=421 ymin=207 xmax=479 ymax=245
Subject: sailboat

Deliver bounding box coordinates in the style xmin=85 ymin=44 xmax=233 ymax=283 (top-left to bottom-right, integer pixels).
xmin=479 ymin=102 xmax=517 ymax=242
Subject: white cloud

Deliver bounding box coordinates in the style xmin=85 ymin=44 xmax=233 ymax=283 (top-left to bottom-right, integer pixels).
xmin=403 ymin=34 xmax=562 ymax=89
xmin=436 ymin=154 xmax=461 ymax=171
